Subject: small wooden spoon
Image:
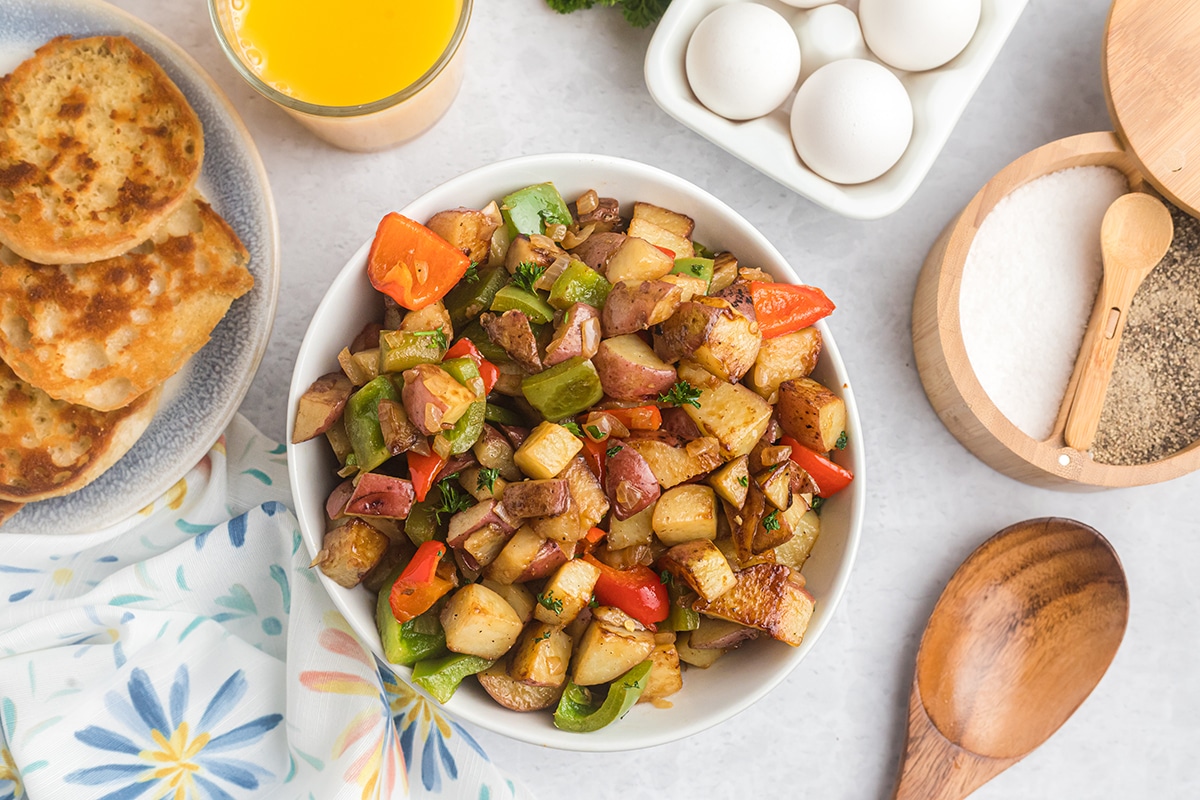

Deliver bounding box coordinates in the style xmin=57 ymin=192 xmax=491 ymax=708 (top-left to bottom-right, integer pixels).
xmin=1063 ymin=192 xmax=1173 ymax=450
xmin=893 ymin=518 xmax=1129 ymax=800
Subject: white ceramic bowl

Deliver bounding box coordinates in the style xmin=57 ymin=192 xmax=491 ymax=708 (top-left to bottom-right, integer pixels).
xmin=644 ymin=0 xmax=1029 ymax=219
xmin=288 ymin=153 xmax=865 ymax=751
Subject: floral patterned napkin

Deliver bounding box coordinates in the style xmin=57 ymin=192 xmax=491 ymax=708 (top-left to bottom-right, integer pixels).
xmin=0 ymin=415 xmax=525 ymax=800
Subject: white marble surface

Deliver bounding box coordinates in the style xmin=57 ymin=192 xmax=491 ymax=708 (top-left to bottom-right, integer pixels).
xmin=107 ymin=0 xmax=1200 ymax=796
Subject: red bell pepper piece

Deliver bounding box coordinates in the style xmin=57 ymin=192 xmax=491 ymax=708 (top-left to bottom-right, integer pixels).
xmin=389 ymin=541 xmax=454 ymax=623
xmin=780 ymin=435 xmax=853 ymax=498
xmin=368 ymin=212 xmax=470 ymax=311
xmin=407 ymin=450 xmax=447 ymax=503
xmin=584 ymin=555 xmax=669 ymax=627
xmin=580 ymin=436 xmax=608 ymax=485
xmin=603 ymin=405 xmax=662 ymax=431
xmin=443 ymin=338 xmax=498 ymax=395
xmin=654 ymin=245 xmax=676 ymax=259
xmin=749 ymin=281 xmax=836 ymax=339
xmin=575 ymin=526 xmax=609 ymax=558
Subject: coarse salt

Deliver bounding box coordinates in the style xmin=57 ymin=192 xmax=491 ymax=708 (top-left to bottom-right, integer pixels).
xmin=959 ymin=166 xmax=1129 ymax=441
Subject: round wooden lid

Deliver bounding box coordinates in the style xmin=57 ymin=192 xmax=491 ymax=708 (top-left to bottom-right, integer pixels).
xmin=1104 ymin=0 xmax=1200 ymax=217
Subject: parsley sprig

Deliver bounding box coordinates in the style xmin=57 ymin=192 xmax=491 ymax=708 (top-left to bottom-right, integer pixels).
xmin=536 ymin=591 xmax=564 ymax=615
xmin=433 ymin=478 xmax=472 ymax=521
xmin=658 ymin=379 xmax=702 ymax=409
xmin=413 ymin=329 xmax=449 ymax=350
xmin=511 ymin=260 xmax=547 ymax=293
xmin=560 ymin=421 xmax=584 ymax=437
xmin=545 ymin=0 xmax=670 ymax=28
xmin=476 ymin=467 xmax=500 ymax=493
xmin=763 ymin=509 xmax=781 ymax=532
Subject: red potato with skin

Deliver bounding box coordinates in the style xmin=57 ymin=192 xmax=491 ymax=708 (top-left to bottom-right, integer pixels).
xmin=544 ymin=303 xmax=601 ymax=367
xmin=343 ymin=473 xmax=416 ymax=519
xmin=447 ymin=499 xmax=517 ymax=547
xmin=325 ymin=477 xmax=355 ymax=520
xmin=401 ymin=363 xmax=477 ymax=435
xmin=593 ymin=334 xmax=678 ymax=401
xmin=604 ymin=444 xmax=661 ymax=520
xmin=601 ymin=280 xmax=682 ymax=337
xmin=425 ymin=207 xmax=499 ymax=265
xmin=292 ymin=371 xmax=354 ymax=443
xmin=568 ymin=231 xmax=626 ymax=273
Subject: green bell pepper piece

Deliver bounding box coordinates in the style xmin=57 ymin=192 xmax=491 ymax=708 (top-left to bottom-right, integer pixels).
xmin=663 ymin=581 xmax=700 ymax=632
xmin=521 ymin=357 xmax=604 ymax=421
xmin=501 ymin=182 xmax=572 ymax=238
xmin=552 ymin=660 xmax=652 ymax=732
xmin=456 ymin=320 xmax=511 ymax=364
xmin=436 ymin=400 xmax=485 ymax=455
xmin=483 ymin=403 xmax=525 ymax=426
xmin=441 ymin=357 xmax=484 ymax=397
xmin=345 ymin=375 xmax=401 ymax=473
xmin=444 ymin=264 xmax=510 ymax=329
xmin=491 ymin=284 xmax=555 ymax=325
xmin=672 ymin=257 xmax=714 ymax=287
xmin=692 ymin=241 xmax=716 ymax=259
xmin=548 ymin=261 xmax=612 ymax=310
xmin=412 ymin=653 xmax=496 ymax=703
xmin=376 ymin=586 xmax=447 ymax=666
xmin=379 ymin=330 xmax=446 ymax=373
xmin=404 ymin=500 xmax=441 ymax=546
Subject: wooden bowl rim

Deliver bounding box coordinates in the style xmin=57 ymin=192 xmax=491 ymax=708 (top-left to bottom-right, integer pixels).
xmin=923 ymin=131 xmax=1200 ymax=488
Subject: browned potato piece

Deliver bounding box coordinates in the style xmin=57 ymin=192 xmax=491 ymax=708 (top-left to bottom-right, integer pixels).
xmin=625 ymin=436 xmax=722 ymax=489
xmin=692 ymin=564 xmax=815 ymax=647
xmin=707 ymin=455 xmax=749 ymax=507
xmin=311 ymin=518 xmax=389 ymax=588
xmin=652 ymin=485 xmax=718 ymax=545
xmin=500 ymin=479 xmax=571 ymax=519
xmin=534 ymin=558 xmax=601 ymax=625
xmin=638 ymin=640 xmax=683 ymax=704
xmin=777 ymin=378 xmax=848 ymax=453
xmin=659 ymin=539 xmax=737 ymax=602
xmin=514 ymin=422 xmax=583 ymax=480
xmin=604 ymin=235 xmax=675 ymax=284
xmin=509 ymin=623 xmax=573 ymax=687
xmin=477 ymin=662 xmax=563 ymax=712
xmin=528 ymin=503 xmax=583 ymax=544
xmin=516 ymin=538 xmax=571 ymax=582
xmin=447 ymin=499 xmax=514 ymax=547
xmin=544 ymin=303 xmax=602 ymax=367
xmin=593 ymin=334 xmax=677 ymax=401
xmin=426 ymin=207 xmax=500 ymax=265
xmin=485 ymin=526 xmax=546 ymax=584
xmin=292 ymin=371 xmax=353 ymax=443
xmin=654 ymin=298 xmax=761 ymax=382
xmin=604 ymin=444 xmax=660 ymax=520
xmin=481 ymin=579 xmax=537 ymax=623
xmin=505 ymin=233 xmax=565 ymax=274
xmin=377 ymin=398 xmax=422 ymax=456
xmin=684 ymin=380 xmax=773 ymax=459
xmin=472 ymin=424 xmax=522 ymax=481
xmin=462 ymin=524 xmax=512 ymax=569
xmin=749 ymin=327 xmax=823 ymax=401
xmin=401 ymin=364 xmax=476 ymax=435
xmin=687 ymin=616 xmax=760 ymax=650
xmin=344 ymin=473 xmax=416 ymax=520
xmin=600 ymin=280 xmax=683 ymax=337
xmin=399 ymin=300 xmax=453 ymax=340
xmin=338 ymin=346 xmax=379 ymax=386
xmin=480 ymin=310 xmax=542 ymax=373
xmin=569 ymin=231 xmax=626 ymax=273
xmin=571 ymin=606 xmax=657 ymax=686
xmin=559 ymin=456 xmax=610 ymax=531
xmin=773 ymin=507 xmax=820 ymax=572
xmin=756 ymin=462 xmax=795 ymax=512
xmin=440 ymin=583 xmax=524 ymax=659
xmin=607 ymin=503 xmax=655 ymax=550
xmin=708 ymin=252 xmax=739 ymax=294
xmin=632 ymin=201 xmax=695 ymax=239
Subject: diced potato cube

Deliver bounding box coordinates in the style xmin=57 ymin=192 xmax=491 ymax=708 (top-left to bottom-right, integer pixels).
xmin=485 ymin=526 xmax=546 ymax=584
xmin=459 ymin=466 xmax=509 ymax=502
xmin=653 ymin=485 xmax=718 ymax=545
xmin=776 ymin=378 xmax=847 ymax=454
xmin=559 ymin=456 xmax=610 ymax=531
xmin=749 ymin=327 xmax=823 ymax=402
xmin=312 ymin=518 xmax=389 ymax=588
xmin=440 ymin=583 xmax=524 ymax=659
xmin=534 ymin=558 xmax=601 ymax=625
xmin=509 ymin=623 xmax=573 ymax=688
xmin=608 ymin=502 xmax=656 ymax=550
xmin=659 ymin=539 xmax=736 ymax=601
xmin=633 ymin=201 xmax=695 ymax=238
xmin=477 ymin=661 xmax=562 ymax=712
xmin=660 ymin=273 xmax=708 ymax=302
xmin=773 ymin=508 xmax=820 ymax=571
xmin=482 ymin=579 xmax=536 ymax=623
xmin=571 ymin=606 xmax=657 ymax=686
xmin=638 ymin=642 xmax=683 ymax=704
xmin=514 ymin=421 xmax=584 ymax=479
xmin=626 ymin=437 xmax=722 ymax=489
xmin=707 ymin=455 xmax=749 ymax=507
xmin=692 ymin=564 xmax=815 ymax=647
xmin=604 ymin=235 xmax=675 ymax=284
xmin=529 ymin=502 xmax=584 ymax=544
xmin=684 ymin=380 xmax=773 ymax=459
xmin=462 ymin=524 xmax=512 ymax=569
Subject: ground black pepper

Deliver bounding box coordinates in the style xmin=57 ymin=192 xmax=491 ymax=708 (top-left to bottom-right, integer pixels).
xmin=1093 ymin=203 xmax=1200 ymax=465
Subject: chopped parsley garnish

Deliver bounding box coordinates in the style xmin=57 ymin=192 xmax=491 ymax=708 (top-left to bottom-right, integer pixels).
xmin=737 ymin=475 xmax=749 ymax=487
xmin=606 ymin=444 xmax=622 ymax=458
xmin=464 ymin=262 xmax=479 ymax=283
xmin=536 ymin=630 xmax=552 ymax=641
xmin=588 ymin=595 xmax=599 ymax=609
xmin=811 ymin=496 xmax=824 ymax=515
xmin=545 ymin=0 xmax=670 ymax=28
xmin=536 ymin=591 xmax=564 ymax=615
xmin=414 ymin=329 xmax=449 ymax=350
xmin=658 ymin=380 xmax=702 ymax=409
xmin=763 ymin=509 xmax=781 ymax=532
xmin=512 ymin=260 xmax=547 ymax=293
xmin=560 ymin=420 xmax=584 ymax=437
xmin=476 ymin=467 xmax=500 ymax=493
xmin=659 ymin=570 xmax=672 ymax=585
xmin=434 ymin=478 xmax=473 ymax=521
xmin=585 ymin=424 xmax=604 ymax=440
xmin=836 ymin=430 xmax=848 ymax=450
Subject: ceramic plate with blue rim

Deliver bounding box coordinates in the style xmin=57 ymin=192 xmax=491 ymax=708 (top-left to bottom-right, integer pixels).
xmin=0 ymin=0 xmax=280 ymax=535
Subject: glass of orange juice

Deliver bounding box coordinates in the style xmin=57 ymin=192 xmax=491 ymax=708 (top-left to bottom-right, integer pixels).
xmin=209 ymin=0 xmax=471 ymax=152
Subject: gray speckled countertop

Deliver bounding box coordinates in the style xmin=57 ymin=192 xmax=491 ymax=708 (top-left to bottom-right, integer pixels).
xmin=108 ymin=0 xmax=1200 ymax=796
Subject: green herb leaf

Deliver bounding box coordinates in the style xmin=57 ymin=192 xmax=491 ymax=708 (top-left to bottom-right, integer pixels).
xmin=414 ymin=329 xmax=449 ymax=350
xmin=836 ymin=430 xmax=848 ymax=450
xmin=476 ymin=467 xmax=500 ymax=493
xmin=659 ymin=570 xmax=672 ymax=585
xmin=606 ymin=444 xmax=622 ymax=458
xmin=434 ymin=478 xmax=473 ymax=521
xmin=560 ymin=421 xmax=584 ymax=437
xmin=512 ymin=260 xmax=548 ymax=293
xmin=536 ymin=591 xmax=564 ymax=615
xmin=658 ymin=380 xmax=702 ymax=409
xmin=536 ymin=630 xmax=552 ymax=641
xmin=763 ymin=509 xmax=781 ymax=532
xmin=811 ymin=496 xmax=824 ymax=515
xmin=544 ymin=0 xmax=670 ymax=28
xmin=585 ymin=424 xmax=604 ymax=440
xmin=464 ymin=262 xmax=480 ymax=283
xmin=588 ymin=595 xmax=599 ymax=609
xmin=737 ymin=475 xmax=749 ymax=487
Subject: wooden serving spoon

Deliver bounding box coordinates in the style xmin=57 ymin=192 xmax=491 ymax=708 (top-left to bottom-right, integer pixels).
xmin=1063 ymin=192 xmax=1173 ymax=451
xmin=893 ymin=518 xmax=1129 ymax=800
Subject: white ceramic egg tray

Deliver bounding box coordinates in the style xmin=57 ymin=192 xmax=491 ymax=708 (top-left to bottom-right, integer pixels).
xmin=644 ymin=0 xmax=1029 ymax=220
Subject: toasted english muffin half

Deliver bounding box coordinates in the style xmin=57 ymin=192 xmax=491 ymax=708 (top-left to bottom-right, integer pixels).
xmin=0 ymin=359 xmax=161 ymax=503
xmin=0 ymin=35 xmax=204 ymax=265
xmin=0 ymin=192 xmax=254 ymax=411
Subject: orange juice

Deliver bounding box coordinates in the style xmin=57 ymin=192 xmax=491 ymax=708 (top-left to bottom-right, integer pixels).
xmin=226 ymin=0 xmax=462 ymax=107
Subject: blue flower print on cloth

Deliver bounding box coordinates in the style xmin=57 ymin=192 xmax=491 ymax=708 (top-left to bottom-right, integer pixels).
xmin=0 ymin=415 xmax=527 ymax=799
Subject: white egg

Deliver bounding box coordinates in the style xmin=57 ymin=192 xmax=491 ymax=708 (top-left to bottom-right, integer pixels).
xmin=789 ymin=58 xmax=913 ymax=185
xmin=685 ymin=3 xmax=801 ymax=121
xmin=777 ymin=0 xmax=838 ymax=8
xmin=791 ymin=3 xmax=869 ymax=83
xmin=859 ymin=0 xmax=981 ymax=72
